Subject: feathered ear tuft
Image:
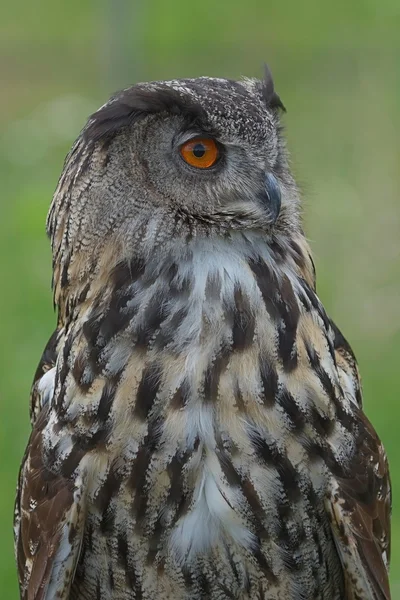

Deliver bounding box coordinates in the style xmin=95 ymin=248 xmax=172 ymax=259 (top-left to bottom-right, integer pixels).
xmin=262 ymin=64 xmax=286 ymax=112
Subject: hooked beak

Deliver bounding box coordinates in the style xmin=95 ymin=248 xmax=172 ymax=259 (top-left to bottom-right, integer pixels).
xmin=259 ymin=173 xmax=281 ymax=223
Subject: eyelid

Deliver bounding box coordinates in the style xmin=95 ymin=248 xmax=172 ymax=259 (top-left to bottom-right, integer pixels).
xmin=177 ymin=130 xmax=216 ymax=145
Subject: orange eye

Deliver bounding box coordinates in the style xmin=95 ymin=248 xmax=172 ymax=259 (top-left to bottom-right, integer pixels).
xmin=180 ymin=137 xmax=219 ymax=169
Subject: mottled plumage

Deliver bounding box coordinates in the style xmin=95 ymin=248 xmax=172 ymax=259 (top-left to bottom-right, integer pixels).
xmin=15 ymin=70 xmax=391 ymax=600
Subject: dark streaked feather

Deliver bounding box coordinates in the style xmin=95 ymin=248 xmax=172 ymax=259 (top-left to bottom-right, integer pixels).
xmin=29 ymin=329 xmax=59 ymax=425
xmin=16 ymin=409 xmax=86 ymax=600
xmin=327 ymin=408 xmax=391 ymax=599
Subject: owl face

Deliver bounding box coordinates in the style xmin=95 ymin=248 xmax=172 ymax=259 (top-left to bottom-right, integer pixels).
xmin=49 ymin=72 xmax=299 ymax=270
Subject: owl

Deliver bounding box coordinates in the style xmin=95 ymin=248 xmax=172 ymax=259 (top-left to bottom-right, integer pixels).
xmin=14 ymin=68 xmax=391 ymax=600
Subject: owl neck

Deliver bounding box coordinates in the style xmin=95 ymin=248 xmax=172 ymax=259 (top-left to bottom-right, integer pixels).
xmin=54 ymin=229 xmax=315 ymax=330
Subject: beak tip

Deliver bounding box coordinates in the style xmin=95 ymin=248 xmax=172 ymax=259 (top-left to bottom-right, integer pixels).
xmin=264 ymin=172 xmax=281 ymax=223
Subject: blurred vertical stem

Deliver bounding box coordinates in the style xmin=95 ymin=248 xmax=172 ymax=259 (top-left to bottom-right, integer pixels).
xmin=101 ymin=0 xmax=144 ymax=93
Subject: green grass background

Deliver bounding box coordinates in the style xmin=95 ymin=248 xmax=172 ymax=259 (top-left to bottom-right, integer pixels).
xmin=1 ymin=1 xmax=399 ymax=596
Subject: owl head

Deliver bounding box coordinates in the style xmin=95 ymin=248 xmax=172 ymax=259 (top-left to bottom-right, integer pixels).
xmin=48 ymin=68 xmax=303 ymax=305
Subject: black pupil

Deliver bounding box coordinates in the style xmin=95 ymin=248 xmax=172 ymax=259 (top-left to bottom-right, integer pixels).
xmin=193 ymin=143 xmax=206 ymax=158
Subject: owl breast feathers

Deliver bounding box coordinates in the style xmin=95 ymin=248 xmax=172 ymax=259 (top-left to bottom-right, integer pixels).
xmin=14 ymin=69 xmax=391 ymax=600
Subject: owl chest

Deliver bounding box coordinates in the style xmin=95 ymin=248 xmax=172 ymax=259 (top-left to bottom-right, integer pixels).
xmin=167 ymin=410 xmax=258 ymax=562
xmin=70 ymin=243 xmax=343 ymax=595
xmin=147 ymin=399 xmax=319 ymax=565
xmin=79 ymin=404 xmax=343 ymax=600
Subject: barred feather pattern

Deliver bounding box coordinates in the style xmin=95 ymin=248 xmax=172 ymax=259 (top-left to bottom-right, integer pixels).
xmin=16 ymin=231 xmax=389 ymax=599
xmin=15 ymin=75 xmax=391 ymax=600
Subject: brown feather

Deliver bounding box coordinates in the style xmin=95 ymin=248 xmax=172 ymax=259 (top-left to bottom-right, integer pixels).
xmin=327 ymin=410 xmax=391 ymax=599
xmin=16 ymin=409 xmax=86 ymax=600
xmin=29 ymin=329 xmax=59 ymax=425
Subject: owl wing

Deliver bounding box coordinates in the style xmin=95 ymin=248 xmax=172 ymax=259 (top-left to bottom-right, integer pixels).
xmin=326 ymin=322 xmax=391 ymax=599
xmin=15 ymin=408 xmax=86 ymax=600
xmin=15 ymin=329 xmax=86 ymax=600
xmin=29 ymin=329 xmax=59 ymax=425
xmin=14 ymin=329 xmax=59 ymax=564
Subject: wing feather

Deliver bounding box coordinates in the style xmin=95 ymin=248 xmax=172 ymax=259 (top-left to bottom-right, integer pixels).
xmin=29 ymin=329 xmax=60 ymax=425
xmin=322 ymin=319 xmax=391 ymax=598
xmin=326 ymin=409 xmax=391 ymax=599
xmin=16 ymin=409 xmax=86 ymax=600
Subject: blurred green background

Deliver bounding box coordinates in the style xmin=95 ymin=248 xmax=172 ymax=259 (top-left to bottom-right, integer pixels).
xmin=1 ymin=0 xmax=399 ymax=597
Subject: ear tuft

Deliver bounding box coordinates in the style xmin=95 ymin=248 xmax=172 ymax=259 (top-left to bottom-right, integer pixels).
xmin=262 ymin=64 xmax=286 ymax=112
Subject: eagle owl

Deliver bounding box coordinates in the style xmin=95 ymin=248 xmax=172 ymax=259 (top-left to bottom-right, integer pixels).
xmin=14 ymin=68 xmax=391 ymax=600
